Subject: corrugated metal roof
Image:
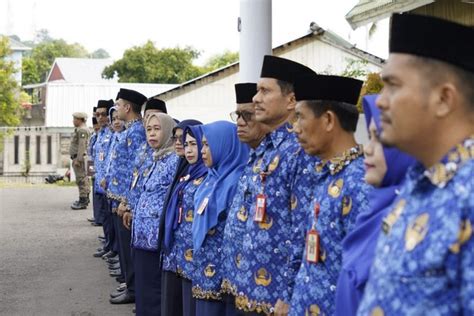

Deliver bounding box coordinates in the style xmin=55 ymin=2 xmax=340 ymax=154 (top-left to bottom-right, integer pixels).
xmin=44 ymin=82 xmax=177 ymax=127
xmin=1 ymin=35 xmax=32 ymax=51
xmin=154 ymin=26 xmax=384 ymax=99
xmin=345 ymin=0 xmax=435 ymax=29
xmin=47 ymin=58 xmax=116 ymax=83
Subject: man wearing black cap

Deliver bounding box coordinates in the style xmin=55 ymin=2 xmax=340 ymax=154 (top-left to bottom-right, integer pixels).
xmin=288 ymin=74 xmax=372 ymax=316
xmin=91 ymin=100 xmax=116 ymax=255
xmin=87 ymin=108 xmax=99 ymax=224
xmin=226 ymin=56 xmax=318 ymax=316
xmin=106 ymin=88 xmax=148 ymax=305
xmin=357 ymin=14 xmax=474 ymax=316
xmin=143 ymin=98 xmax=168 ymax=123
xmin=221 ymin=83 xmax=272 ymax=314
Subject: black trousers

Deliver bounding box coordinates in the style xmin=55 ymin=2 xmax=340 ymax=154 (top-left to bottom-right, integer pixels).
xmin=134 ymin=249 xmax=162 ymax=316
xmin=99 ymin=194 xmax=114 ymax=252
xmin=161 ymin=270 xmax=183 ymax=316
xmin=115 ymin=213 xmax=135 ymax=293
xmin=92 ymin=189 xmax=104 ymax=224
xmin=182 ymin=278 xmax=196 ymax=316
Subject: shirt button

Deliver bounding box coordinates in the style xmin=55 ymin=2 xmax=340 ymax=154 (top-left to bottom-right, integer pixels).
xmin=330 ymin=222 xmax=336 ymax=229
xmin=330 ymin=285 xmax=336 ymax=292
xmin=305 ymin=276 xmax=310 ymax=283
xmin=274 ymin=248 xmax=279 ymax=253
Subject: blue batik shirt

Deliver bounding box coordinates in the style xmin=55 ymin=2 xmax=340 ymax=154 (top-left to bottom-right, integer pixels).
xmin=221 ymin=153 xmax=258 ymax=296
xmin=93 ymin=127 xmax=113 ymax=194
xmin=88 ymin=132 xmax=98 ymax=158
xmin=107 ymin=119 xmax=146 ymax=203
xmin=226 ymin=123 xmax=315 ymax=314
xmin=126 ymin=143 xmax=154 ymax=212
xmin=357 ymin=136 xmax=474 ymax=316
xmin=132 ymin=152 xmax=178 ymax=251
xmin=190 ymin=175 xmax=226 ymax=300
xmin=289 ymin=145 xmax=371 ymax=316
xmin=163 ymin=176 xmax=205 ymax=278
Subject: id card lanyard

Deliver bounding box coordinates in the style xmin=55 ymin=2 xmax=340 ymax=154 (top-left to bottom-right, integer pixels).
xmin=306 ymin=202 xmax=321 ymax=263
xmin=254 ymin=172 xmax=268 ymax=223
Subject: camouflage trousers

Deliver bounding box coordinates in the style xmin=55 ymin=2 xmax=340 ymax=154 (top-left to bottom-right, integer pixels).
xmin=72 ymin=160 xmax=91 ymax=198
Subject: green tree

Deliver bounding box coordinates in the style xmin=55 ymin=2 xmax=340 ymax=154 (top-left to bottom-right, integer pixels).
xmin=0 ymin=36 xmax=22 ymax=150
xmin=340 ymin=58 xmax=369 ymax=79
xmin=22 ymin=39 xmax=89 ymax=85
xmin=89 ymin=48 xmax=110 ymax=59
xmin=203 ymin=50 xmax=239 ymax=71
xmin=357 ymin=72 xmax=384 ymax=112
xmin=102 ymin=41 xmax=205 ymax=83
xmin=0 ymin=36 xmax=21 ymax=126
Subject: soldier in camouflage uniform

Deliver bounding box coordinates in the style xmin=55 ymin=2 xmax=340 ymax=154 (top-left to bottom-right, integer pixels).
xmin=70 ymin=112 xmax=91 ymax=210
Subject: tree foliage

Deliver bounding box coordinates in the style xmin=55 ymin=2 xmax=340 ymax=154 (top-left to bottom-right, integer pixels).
xmin=102 ymin=41 xmax=205 ymax=83
xmin=203 ymin=50 xmax=239 ymax=71
xmin=20 ymin=30 xmax=110 ymax=85
xmin=0 ymin=36 xmax=21 ymax=127
xmin=357 ymin=72 xmax=384 ymax=112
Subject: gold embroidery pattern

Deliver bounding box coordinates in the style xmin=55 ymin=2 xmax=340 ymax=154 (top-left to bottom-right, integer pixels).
xmin=342 ymin=196 xmax=352 ymax=216
xmin=315 ymin=145 xmax=364 ymax=175
xmin=405 ymin=213 xmax=430 ymax=251
xmin=254 ymin=268 xmax=271 ymax=286
xmin=450 ymin=220 xmax=472 ymax=253
xmin=370 ymin=306 xmax=385 ymax=316
xmin=425 ymin=135 xmax=474 ymax=188
xmin=305 ymin=304 xmax=321 ymax=316
xmin=191 ymin=285 xmax=222 ymax=300
xmin=185 ymin=210 xmax=193 ymax=222
xmin=221 ymin=278 xmax=238 ymax=296
xmin=234 ymin=292 xmax=274 ymax=315
xmin=382 ymin=199 xmax=406 ymax=235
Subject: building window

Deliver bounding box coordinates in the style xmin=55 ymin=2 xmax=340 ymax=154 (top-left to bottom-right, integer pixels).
xmin=47 ymin=136 xmax=52 ymax=164
xmin=25 ymin=136 xmax=31 ymax=166
xmin=36 ymin=135 xmax=41 ymax=164
xmin=14 ymin=135 xmax=19 ymax=164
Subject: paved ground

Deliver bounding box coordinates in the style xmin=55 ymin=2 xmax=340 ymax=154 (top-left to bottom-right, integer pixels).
xmin=0 ymin=186 xmax=134 ymax=316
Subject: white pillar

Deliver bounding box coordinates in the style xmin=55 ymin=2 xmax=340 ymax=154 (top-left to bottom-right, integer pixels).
xmin=239 ymin=0 xmax=272 ymax=83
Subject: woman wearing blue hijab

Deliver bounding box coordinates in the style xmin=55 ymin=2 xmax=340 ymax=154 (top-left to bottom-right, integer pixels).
xmin=162 ymin=124 xmax=208 ymax=316
xmin=192 ymin=121 xmax=249 ymax=316
xmin=335 ymin=95 xmax=416 ymax=315
xmin=159 ymin=119 xmax=202 ymax=316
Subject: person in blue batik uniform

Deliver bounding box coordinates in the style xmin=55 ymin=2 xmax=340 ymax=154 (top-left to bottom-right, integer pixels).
xmin=192 ymin=121 xmax=249 ymax=316
xmin=159 ymin=119 xmax=203 ymax=316
xmin=87 ymin=111 xmax=99 ymax=224
xmin=161 ymin=123 xmax=206 ymax=316
xmin=334 ymin=95 xmax=415 ymax=316
xmin=106 ymin=89 xmax=148 ymax=305
xmin=357 ymin=14 xmax=474 ymax=316
xmin=289 ymin=74 xmax=373 ymax=316
xmin=92 ymin=100 xmax=115 ymax=257
xmin=130 ymin=112 xmax=178 ymax=316
xmin=225 ymin=56 xmax=316 ymax=316
xmin=220 ymin=83 xmax=273 ymax=316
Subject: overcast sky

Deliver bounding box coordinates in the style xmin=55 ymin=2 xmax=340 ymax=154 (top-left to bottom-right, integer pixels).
xmin=1 ymin=0 xmax=389 ymax=64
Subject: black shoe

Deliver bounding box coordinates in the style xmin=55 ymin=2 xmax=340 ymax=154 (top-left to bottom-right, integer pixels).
xmin=117 ymin=283 xmax=127 ymax=291
xmin=132 ymin=307 xmax=136 ymax=314
xmin=102 ymin=251 xmax=117 ymax=260
xmin=98 ymin=235 xmax=105 ymax=240
xmin=106 ymin=257 xmax=119 ymax=264
xmin=108 ymin=262 xmax=120 ymax=270
xmin=109 ymin=269 xmax=122 ymax=277
xmin=115 ymin=277 xmax=125 ymax=283
xmin=110 ymin=287 xmax=126 ymax=298
xmin=91 ymin=222 xmax=102 ymax=227
xmin=87 ymin=217 xmax=95 ymax=222
xmin=71 ymin=197 xmax=88 ymax=210
xmin=109 ymin=291 xmax=135 ymax=304
xmin=93 ymin=249 xmax=108 ymax=258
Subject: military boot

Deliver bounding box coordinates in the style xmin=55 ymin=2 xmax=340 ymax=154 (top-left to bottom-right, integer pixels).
xmin=71 ymin=197 xmax=88 ymax=210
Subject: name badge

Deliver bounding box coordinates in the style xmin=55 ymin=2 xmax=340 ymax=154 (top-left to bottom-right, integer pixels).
xmin=131 ymin=170 xmax=139 ymax=189
xmin=178 ymin=207 xmax=183 ymax=224
xmin=254 ymin=194 xmax=266 ymax=223
xmin=197 ymin=197 xmax=209 ymax=215
xmin=306 ymin=229 xmax=320 ymax=263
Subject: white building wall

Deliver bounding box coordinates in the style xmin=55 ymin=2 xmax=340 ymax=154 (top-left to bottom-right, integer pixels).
xmin=45 ymin=83 xmax=177 ymax=127
xmin=5 ymin=50 xmax=23 ymax=85
xmin=163 ymin=39 xmax=382 ymax=124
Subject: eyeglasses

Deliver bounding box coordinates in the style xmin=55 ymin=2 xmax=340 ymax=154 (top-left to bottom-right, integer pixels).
xmin=230 ymin=110 xmax=254 ymax=123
